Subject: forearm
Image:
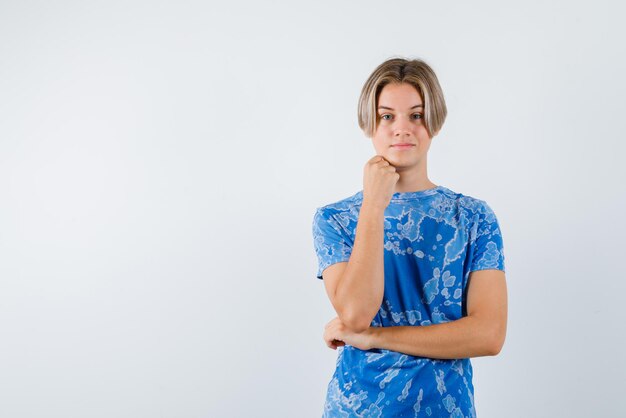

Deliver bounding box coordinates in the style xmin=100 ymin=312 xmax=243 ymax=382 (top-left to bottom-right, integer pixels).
xmin=335 ymin=203 xmax=385 ymax=331
xmin=367 ymin=316 xmax=499 ymax=359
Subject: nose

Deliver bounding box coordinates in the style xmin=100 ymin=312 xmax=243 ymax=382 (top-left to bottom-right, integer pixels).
xmin=393 ymin=116 xmax=412 ymax=136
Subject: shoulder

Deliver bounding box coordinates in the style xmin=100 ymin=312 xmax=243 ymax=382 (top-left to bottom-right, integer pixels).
xmin=442 ymin=188 xmax=504 ymax=252
xmin=314 ymin=190 xmax=363 ymax=218
xmin=437 ymin=186 xmax=496 ymax=218
xmin=312 ymin=191 xmax=363 ymax=236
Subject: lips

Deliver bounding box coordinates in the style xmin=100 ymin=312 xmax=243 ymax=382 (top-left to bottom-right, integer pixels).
xmin=391 ymin=143 xmax=415 ymax=148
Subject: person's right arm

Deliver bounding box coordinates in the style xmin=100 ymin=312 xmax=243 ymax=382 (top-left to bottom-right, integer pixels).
xmin=321 ymin=155 xmax=399 ymax=333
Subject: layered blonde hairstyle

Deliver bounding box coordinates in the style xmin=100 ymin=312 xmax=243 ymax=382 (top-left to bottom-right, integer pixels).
xmin=358 ymin=57 xmax=447 ymax=138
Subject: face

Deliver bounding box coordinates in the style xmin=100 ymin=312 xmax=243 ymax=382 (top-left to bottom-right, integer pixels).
xmin=372 ymin=82 xmax=432 ymax=170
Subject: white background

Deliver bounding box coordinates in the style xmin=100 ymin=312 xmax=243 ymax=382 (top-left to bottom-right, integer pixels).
xmin=1 ymin=1 xmax=625 ymax=417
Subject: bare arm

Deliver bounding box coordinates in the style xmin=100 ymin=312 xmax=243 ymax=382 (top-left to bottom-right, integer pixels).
xmin=323 ymin=203 xmax=386 ymax=333
xmin=322 ymin=155 xmax=399 ymax=333
xmin=364 ymin=269 xmax=508 ymax=358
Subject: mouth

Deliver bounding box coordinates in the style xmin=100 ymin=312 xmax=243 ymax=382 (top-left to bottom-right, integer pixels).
xmin=391 ymin=144 xmax=415 ymax=149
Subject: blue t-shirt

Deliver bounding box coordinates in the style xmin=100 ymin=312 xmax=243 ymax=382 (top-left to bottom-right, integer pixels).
xmin=312 ymin=185 xmax=506 ymax=418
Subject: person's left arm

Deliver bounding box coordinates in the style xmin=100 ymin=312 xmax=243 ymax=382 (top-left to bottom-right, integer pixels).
xmin=323 ymin=269 xmax=507 ymax=359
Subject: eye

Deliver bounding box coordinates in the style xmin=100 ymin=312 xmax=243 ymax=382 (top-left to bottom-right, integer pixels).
xmin=380 ymin=114 xmax=392 ymax=120
xmin=412 ymin=113 xmax=423 ymax=120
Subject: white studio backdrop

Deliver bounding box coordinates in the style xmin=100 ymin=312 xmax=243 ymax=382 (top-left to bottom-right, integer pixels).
xmin=1 ymin=1 xmax=624 ymax=417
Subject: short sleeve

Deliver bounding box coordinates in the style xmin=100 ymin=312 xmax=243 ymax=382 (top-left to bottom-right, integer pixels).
xmin=312 ymin=208 xmax=353 ymax=280
xmin=469 ymin=201 xmax=506 ymax=273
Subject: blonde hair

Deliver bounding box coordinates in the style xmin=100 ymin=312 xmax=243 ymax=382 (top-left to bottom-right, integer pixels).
xmin=357 ymin=57 xmax=447 ymax=138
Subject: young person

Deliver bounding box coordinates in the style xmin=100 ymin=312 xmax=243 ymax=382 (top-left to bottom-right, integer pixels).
xmin=311 ymin=57 xmax=508 ymax=417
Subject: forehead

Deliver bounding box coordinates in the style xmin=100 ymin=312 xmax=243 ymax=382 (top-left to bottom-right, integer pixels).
xmin=378 ymin=83 xmax=423 ymax=108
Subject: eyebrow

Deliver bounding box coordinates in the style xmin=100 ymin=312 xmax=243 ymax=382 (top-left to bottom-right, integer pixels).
xmin=378 ymin=105 xmax=423 ymax=110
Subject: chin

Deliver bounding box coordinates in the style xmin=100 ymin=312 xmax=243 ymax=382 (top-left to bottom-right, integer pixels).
xmin=386 ymin=155 xmax=419 ymax=167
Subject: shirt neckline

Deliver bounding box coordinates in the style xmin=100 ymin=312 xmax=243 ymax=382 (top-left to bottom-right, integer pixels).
xmin=390 ymin=185 xmax=444 ymax=201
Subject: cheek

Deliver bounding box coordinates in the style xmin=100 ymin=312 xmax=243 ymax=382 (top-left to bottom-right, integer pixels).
xmin=415 ymin=126 xmax=432 ymax=141
xmin=372 ymin=126 xmax=391 ymax=142
xmin=376 ymin=124 xmax=392 ymax=134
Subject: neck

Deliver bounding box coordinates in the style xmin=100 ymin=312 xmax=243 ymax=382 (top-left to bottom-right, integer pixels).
xmin=392 ymin=161 xmax=436 ymax=193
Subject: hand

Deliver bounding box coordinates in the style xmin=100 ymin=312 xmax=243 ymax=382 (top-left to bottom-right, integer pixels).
xmin=362 ymin=155 xmax=400 ymax=210
xmin=323 ymin=317 xmax=374 ymax=351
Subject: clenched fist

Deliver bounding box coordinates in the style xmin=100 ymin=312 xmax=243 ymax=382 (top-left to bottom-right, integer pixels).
xmin=362 ymin=155 xmax=400 ymax=210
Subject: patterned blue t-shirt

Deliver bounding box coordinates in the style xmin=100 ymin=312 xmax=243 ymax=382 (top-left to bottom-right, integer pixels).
xmin=312 ymin=185 xmax=506 ymax=418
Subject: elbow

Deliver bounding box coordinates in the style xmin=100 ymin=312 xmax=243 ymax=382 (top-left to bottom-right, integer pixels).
xmin=340 ymin=311 xmax=373 ymax=334
xmin=333 ymin=294 xmax=380 ymax=333
xmin=486 ymin=326 xmax=506 ymax=356
xmin=346 ymin=320 xmax=370 ymax=334
xmin=487 ymin=339 xmax=504 ymax=356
